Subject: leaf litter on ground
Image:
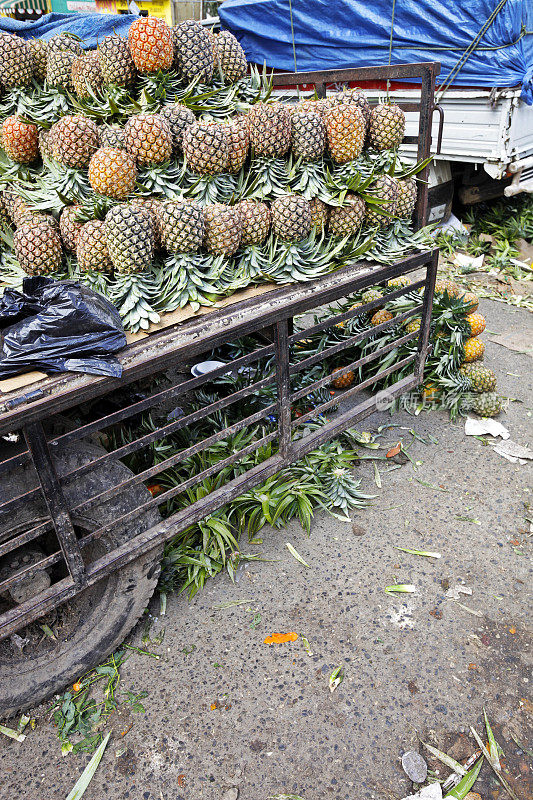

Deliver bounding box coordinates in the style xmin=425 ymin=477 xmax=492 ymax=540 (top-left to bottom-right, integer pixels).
xmin=328 ymin=666 xmax=344 ymax=693
xmin=385 ymin=584 xmax=416 ymax=594
xmin=285 ymin=542 xmax=310 ymax=568
xmin=65 ymin=731 xmax=110 ymax=800
xmin=395 ymin=546 xmax=441 ymax=559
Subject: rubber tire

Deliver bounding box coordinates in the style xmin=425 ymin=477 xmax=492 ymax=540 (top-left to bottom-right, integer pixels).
xmin=0 ymin=441 xmax=162 ymax=717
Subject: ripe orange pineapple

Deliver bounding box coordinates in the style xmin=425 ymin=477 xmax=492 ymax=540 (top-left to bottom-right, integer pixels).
xmin=324 ymin=105 xmax=365 ymax=163
xmin=462 ymin=338 xmax=485 ymax=362
xmin=371 ymin=309 xmax=394 ymax=326
xmin=465 ymin=313 xmax=486 ymax=337
xmin=128 ymin=17 xmax=174 ymax=74
xmin=1 ymin=115 xmax=38 ymax=163
xmin=88 ymin=148 xmax=137 ymax=200
xmin=332 ymin=367 xmax=355 ymax=389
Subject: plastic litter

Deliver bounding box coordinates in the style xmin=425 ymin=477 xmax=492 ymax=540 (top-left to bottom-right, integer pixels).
xmin=0 ymin=277 xmax=126 ymax=379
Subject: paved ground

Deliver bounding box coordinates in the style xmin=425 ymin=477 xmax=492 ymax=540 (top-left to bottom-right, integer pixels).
xmin=0 ymin=299 xmax=531 ymax=800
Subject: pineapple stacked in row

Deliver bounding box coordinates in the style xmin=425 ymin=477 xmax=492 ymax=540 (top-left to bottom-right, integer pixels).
xmin=0 ymin=21 xmax=425 ymax=331
xmin=327 ymin=277 xmax=504 ymax=416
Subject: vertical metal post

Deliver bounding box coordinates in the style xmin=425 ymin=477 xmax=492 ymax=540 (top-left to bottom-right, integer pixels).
xmin=274 ymin=318 xmax=292 ymax=459
xmin=414 ymin=250 xmax=439 ymax=380
xmin=315 ymin=82 xmax=326 ymax=99
xmin=23 ymin=422 xmax=86 ymax=586
xmin=413 ymin=65 xmax=437 ymax=230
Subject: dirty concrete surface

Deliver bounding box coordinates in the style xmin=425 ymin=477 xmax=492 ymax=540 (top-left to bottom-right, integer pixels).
xmin=0 ymin=298 xmax=531 ymax=800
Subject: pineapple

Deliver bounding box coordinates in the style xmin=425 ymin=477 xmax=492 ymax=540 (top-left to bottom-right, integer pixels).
xmin=130 ymin=197 xmax=163 ymax=250
xmin=0 ymin=32 xmax=32 ymax=88
xmin=46 ymin=34 xmax=82 ymax=91
xmin=14 ymin=220 xmax=63 ymax=275
xmin=422 ymin=382 xmax=440 ymax=401
xmin=365 ymin=175 xmax=399 ymax=227
xmin=238 ymin=200 xmax=271 ymax=245
xmin=183 ymin=121 xmax=229 ymax=175
xmin=387 ymin=275 xmax=411 ymax=290
xmin=396 ymin=178 xmax=417 ymax=218
xmin=368 ymin=103 xmax=405 ymax=150
xmin=324 ymin=105 xmax=365 ymax=164
xmin=463 ymin=337 xmax=485 ymax=362
xmin=99 ymin=124 xmax=126 ymax=150
xmin=1 ymin=115 xmax=39 ymax=164
xmin=434 ymin=279 xmax=460 ymax=298
xmin=158 ymin=200 xmax=205 ymax=253
xmin=59 ymin=204 xmax=83 ymax=252
xmin=124 ymin=114 xmax=173 ymax=166
xmin=271 ymin=195 xmax=311 ymax=242
xmin=361 ymin=289 xmax=384 ymax=307
xmin=159 ymin=104 xmax=195 ymax=155
xmin=48 ymin=32 xmax=82 ymax=56
xmin=51 ymin=115 xmax=99 ymax=169
xmin=291 ymin=111 xmax=326 ymax=161
xmin=105 ymin=205 xmax=154 ymax=274
xmin=333 ymin=88 xmax=370 ymax=127
xmin=15 ymin=211 xmax=57 ymax=230
xmin=309 ymin=198 xmax=329 ymax=231
xmin=214 ymin=30 xmax=247 ymax=83
xmin=98 ymin=35 xmax=136 ymax=87
xmin=472 ymin=392 xmax=503 ymax=417
xmin=46 ymin=50 xmax=77 ymax=91
xmin=225 ymin=116 xmax=250 ymax=173
xmin=203 ymin=203 xmax=242 ymax=256
xmin=71 ymin=51 xmax=103 ymax=99
xmin=462 ymin=292 xmax=479 ymax=312
xmin=248 ymin=103 xmax=292 ymax=157
xmin=39 ymin=128 xmax=54 ymax=160
xmin=465 ymin=313 xmax=486 ymax=337
xmin=371 ymin=309 xmax=394 ymax=326
xmin=29 ymin=38 xmax=48 ymax=83
xmin=77 ymin=219 xmax=113 ymax=273
xmin=405 ymin=318 xmax=421 ymax=334
xmin=173 ymin=20 xmax=214 ymax=84
xmin=462 ymin=364 xmax=497 ymax=393
xmin=128 ymin=17 xmax=174 ymax=74
xmin=328 ymin=194 xmax=365 ymax=236
xmin=88 ymin=147 xmax=137 ymax=200
xmin=332 ymin=367 xmax=355 ymax=389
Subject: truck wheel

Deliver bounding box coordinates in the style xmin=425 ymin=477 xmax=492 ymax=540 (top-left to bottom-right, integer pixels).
xmin=0 ymin=441 xmax=162 ymax=717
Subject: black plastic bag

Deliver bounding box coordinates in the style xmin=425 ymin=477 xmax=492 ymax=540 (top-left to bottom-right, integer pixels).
xmin=0 ymin=277 xmax=127 ymax=379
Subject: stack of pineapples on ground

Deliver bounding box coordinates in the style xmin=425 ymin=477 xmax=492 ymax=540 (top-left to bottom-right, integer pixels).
xmin=0 ymin=18 xmax=432 ymax=331
xmin=320 ymin=275 xmax=504 ymax=416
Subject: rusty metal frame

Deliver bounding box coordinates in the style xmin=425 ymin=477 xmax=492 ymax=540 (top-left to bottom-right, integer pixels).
xmin=272 ymin=61 xmax=441 ymax=230
xmin=0 ymin=62 xmax=441 ymax=640
xmin=0 ymin=249 xmax=439 ymax=639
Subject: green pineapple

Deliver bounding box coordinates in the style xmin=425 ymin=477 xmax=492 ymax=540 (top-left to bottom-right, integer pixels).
xmin=472 ymin=392 xmax=504 ymax=417
xmin=461 ymin=364 xmax=497 ymax=393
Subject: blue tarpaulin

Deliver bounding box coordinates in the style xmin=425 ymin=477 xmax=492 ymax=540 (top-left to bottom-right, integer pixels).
xmin=0 ymin=12 xmax=137 ymax=49
xmin=219 ymin=0 xmax=533 ymax=104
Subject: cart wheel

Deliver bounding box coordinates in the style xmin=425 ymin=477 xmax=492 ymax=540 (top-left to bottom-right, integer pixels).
xmin=0 ymin=441 xmax=162 ymax=717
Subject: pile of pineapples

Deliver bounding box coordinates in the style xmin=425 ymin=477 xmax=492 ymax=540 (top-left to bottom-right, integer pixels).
xmin=322 ymin=276 xmax=504 ymax=416
xmin=0 ymin=18 xmax=431 ymax=331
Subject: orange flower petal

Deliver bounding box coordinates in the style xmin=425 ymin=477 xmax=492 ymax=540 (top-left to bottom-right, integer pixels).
xmin=264 ymin=632 xmax=298 ymax=645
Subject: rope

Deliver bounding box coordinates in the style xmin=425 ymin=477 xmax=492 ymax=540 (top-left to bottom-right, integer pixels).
xmin=288 ymin=0 xmax=298 ymax=75
xmin=436 ymin=0 xmax=510 ymax=101
xmin=386 ymin=0 xmax=397 ymax=100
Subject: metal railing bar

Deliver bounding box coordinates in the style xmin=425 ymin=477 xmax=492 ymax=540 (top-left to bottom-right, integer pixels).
xmin=72 ymin=425 xmax=279 ymax=550
xmin=292 ymin=353 xmax=417 ymax=427
xmin=290 ymin=330 xmax=418 ymax=402
xmin=49 ymin=344 xmax=275 ymax=451
xmin=71 ymin=404 xmax=277 ymax=516
xmin=58 ymin=375 xmax=275 ymax=489
xmin=0 ymin=519 xmax=53 ymax=558
xmin=290 ymin=307 xmax=420 ymax=375
xmin=289 ymin=278 xmax=426 ymax=342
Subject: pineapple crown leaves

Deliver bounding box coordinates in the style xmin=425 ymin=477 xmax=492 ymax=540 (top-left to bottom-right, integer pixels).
xmin=0 ymin=219 xmax=14 ymax=250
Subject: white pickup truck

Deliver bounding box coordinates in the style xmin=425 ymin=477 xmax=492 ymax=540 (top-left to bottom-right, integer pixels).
xmin=363 ymin=85 xmax=533 ymax=221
